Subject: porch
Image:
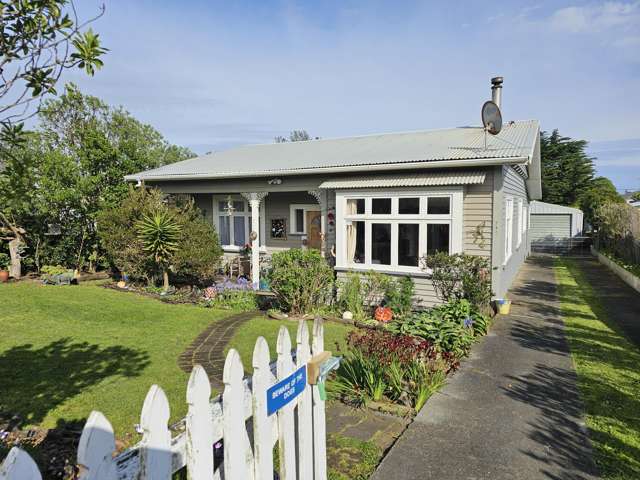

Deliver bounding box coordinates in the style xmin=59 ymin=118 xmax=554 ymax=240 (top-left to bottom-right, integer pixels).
xmin=189 ymin=189 xmax=334 ymax=289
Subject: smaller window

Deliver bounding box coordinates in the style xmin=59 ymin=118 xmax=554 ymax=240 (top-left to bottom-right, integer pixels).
xmin=427 ymin=197 xmax=450 ymax=215
xmin=371 ymin=223 xmax=391 ymax=265
xmin=294 ymin=209 xmax=305 ymax=233
xmin=347 ymin=198 xmax=365 ymax=215
xmin=372 ymin=198 xmax=391 ymax=214
xmin=399 ymin=197 xmax=420 ymax=214
xmin=398 ymin=223 xmax=419 ymax=266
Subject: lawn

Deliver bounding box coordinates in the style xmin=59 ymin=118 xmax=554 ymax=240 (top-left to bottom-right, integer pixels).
xmin=226 ymin=317 xmax=353 ymax=373
xmin=0 ymin=280 xmax=236 ymax=442
xmin=555 ymin=258 xmax=640 ymax=479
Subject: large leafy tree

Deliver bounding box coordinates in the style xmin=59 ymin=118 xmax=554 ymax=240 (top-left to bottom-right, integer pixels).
xmin=1 ymin=0 xmax=107 ymax=132
xmin=540 ymin=129 xmax=623 ymax=226
xmin=0 ymin=85 xmax=195 ymax=276
xmin=540 ymin=130 xmax=595 ymax=206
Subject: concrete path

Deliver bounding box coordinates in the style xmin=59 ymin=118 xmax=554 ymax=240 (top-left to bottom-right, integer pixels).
xmin=575 ymin=256 xmax=640 ymax=347
xmin=372 ymin=257 xmax=600 ymax=480
xmin=178 ymin=311 xmax=256 ymax=390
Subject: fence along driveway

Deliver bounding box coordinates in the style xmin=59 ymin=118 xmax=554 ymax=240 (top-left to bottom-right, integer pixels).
xmin=0 ymin=318 xmax=329 ymax=480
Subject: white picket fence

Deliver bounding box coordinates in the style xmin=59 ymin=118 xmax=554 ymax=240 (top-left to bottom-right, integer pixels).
xmin=0 ymin=318 xmax=328 ymax=480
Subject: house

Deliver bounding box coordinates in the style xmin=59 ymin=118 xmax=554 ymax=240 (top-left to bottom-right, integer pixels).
xmin=126 ymin=80 xmax=541 ymax=306
xmin=529 ymin=201 xmax=584 ymax=252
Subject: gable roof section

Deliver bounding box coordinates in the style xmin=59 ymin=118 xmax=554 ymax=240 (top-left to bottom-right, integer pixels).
xmin=126 ymin=120 xmax=539 ymax=181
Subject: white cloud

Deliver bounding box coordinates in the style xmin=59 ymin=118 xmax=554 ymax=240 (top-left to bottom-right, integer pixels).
xmin=550 ymin=2 xmax=640 ymax=33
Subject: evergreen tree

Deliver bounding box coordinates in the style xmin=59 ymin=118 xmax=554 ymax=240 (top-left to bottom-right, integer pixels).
xmin=540 ymin=130 xmax=595 ymax=206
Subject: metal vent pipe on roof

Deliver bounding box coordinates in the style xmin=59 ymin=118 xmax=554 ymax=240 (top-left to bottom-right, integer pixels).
xmin=491 ymin=76 xmax=503 ymax=109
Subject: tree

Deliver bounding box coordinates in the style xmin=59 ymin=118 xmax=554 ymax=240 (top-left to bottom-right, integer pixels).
xmin=631 ymin=192 xmax=640 ymax=202
xmin=274 ymin=130 xmax=315 ymax=143
xmin=0 ymin=85 xmax=195 ymax=273
xmin=1 ymin=0 xmax=107 ymax=133
xmin=578 ymin=177 xmax=624 ymax=227
xmin=540 ymin=130 xmax=595 ymax=206
xmin=137 ymin=210 xmax=180 ymax=291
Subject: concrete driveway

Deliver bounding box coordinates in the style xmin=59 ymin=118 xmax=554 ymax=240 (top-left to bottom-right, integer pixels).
xmin=372 ymin=256 xmax=600 ymax=480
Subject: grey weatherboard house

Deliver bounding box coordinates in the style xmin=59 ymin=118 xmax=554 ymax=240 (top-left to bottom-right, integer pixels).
xmin=127 ymin=111 xmax=541 ymax=307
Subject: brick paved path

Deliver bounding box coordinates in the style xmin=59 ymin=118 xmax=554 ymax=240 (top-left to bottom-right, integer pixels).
xmin=178 ymin=311 xmax=256 ymax=390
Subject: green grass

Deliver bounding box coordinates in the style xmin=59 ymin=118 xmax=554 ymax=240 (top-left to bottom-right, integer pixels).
xmin=555 ymin=258 xmax=640 ymax=479
xmin=0 ymin=280 xmax=236 ymax=442
xmin=326 ymin=433 xmax=382 ymax=480
xmin=225 ymin=317 xmax=353 ymax=373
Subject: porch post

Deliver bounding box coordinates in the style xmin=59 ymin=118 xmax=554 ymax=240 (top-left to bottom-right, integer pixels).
xmin=308 ymin=189 xmax=326 ymax=257
xmin=241 ymin=192 xmax=268 ymax=289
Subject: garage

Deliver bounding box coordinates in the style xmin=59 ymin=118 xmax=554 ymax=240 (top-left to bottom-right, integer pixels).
xmin=529 ymin=201 xmax=584 ymax=253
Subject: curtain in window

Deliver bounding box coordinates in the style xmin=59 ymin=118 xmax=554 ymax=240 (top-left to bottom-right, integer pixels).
xmin=346 ymin=200 xmax=358 ymax=262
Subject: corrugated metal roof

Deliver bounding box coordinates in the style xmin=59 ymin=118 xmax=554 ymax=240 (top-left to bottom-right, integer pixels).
xmin=530 ymin=201 xmax=583 ymax=215
xmin=127 ymin=120 xmax=539 ymax=181
xmin=318 ymin=170 xmax=486 ymax=189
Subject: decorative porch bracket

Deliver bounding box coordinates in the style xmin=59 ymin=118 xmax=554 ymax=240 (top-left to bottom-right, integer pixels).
xmin=241 ymin=192 xmax=269 ymax=289
xmin=308 ymin=189 xmax=327 ymax=257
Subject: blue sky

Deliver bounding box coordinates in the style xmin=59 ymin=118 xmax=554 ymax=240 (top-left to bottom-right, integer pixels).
xmin=65 ymin=0 xmax=640 ymax=191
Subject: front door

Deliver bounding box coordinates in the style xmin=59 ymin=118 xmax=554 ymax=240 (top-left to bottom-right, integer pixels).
xmin=306 ymin=210 xmax=322 ymax=250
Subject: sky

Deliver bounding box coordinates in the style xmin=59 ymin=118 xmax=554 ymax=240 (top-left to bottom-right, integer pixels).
xmin=62 ymin=0 xmax=640 ymax=191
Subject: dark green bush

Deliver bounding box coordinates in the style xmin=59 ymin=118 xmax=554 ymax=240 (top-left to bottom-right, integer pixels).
xmin=384 ymin=276 xmax=415 ymax=318
xmin=423 ymin=252 xmax=491 ymax=309
xmin=97 ymin=187 xmax=222 ymax=285
xmin=268 ymin=248 xmax=333 ymax=314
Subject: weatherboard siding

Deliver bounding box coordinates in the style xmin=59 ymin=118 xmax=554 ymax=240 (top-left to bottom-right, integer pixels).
xmin=493 ymin=165 xmax=530 ymax=298
xmin=463 ymin=171 xmax=493 ymax=258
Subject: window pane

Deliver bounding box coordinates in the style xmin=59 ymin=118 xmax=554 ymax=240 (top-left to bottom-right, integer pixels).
xmin=347 ymin=198 xmax=365 ymax=215
xmin=427 ymin=224 xmax=450 ymax=255
xmin=219 ymin=201 xmax=228 ymax=211
xmin=233 ymin=201 xmax=245 ymax=212
xmin=428 ymin=197 xmax=450 ymax=215
xmin=355 ymin=221 xmax=365 ymax=263
xmin=372 ymin=198 xmax=391 ymax=214
xmin=219 ymin=216 xmax=230 ymax=245
xmin=398 ymin=224 xmax=419 ymax=266
xmin=399 ymin=197 xmax=420 ymax=214
xmin=295 ymin=209 xmax=304 ymax=232
xmin=233 ymin=216 xmax=246 ymax=246
xmin=371 ymin=223 xmax=391 ymax=265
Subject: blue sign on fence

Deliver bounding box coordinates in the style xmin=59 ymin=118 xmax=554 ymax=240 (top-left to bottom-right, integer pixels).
xmin=266 ymin=365 xmax=307 ymax=416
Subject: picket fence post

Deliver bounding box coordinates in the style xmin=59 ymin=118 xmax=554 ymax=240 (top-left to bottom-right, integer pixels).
xmin=77 ymin=411 xmax=116 ymax=479
xmin=296 ymin=320 xmax=314 ymax=479
xmin=252 ymin=336 xmax=274 ymax=480
xmin=139 ymin=385 xmax=172 ymax=479
xmin=223 ymin=349 xmax=253 ymax=479
xmin=186 ymin=365 xmax=214 ymax=480
xmin=276 ymin=326 xmax=296 ymax=479
xmin=0 ymin=447 xmax=41 ymax=480
xmin=312 ymin=317 xmax=327 ymax=480
xmin=0 ymin=320 xmax=328 ymax=480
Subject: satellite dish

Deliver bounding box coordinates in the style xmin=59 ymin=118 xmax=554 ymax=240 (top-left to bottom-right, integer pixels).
xmin=481 ymin=100 xmax=502 ymax=135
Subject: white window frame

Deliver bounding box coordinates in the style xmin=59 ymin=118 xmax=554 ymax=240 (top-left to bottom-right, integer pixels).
xmin=289 ymin=204 xmax=319 ymax=235
xmin=335 ymin=188 xmax=463 ymax=274
xmin=504 ymin=197 xmax=514 ymax=263
xmin=212 ymin=195 xmax=253 ymax=251
xmin=516 ymin=199 xmax=523 ymax=248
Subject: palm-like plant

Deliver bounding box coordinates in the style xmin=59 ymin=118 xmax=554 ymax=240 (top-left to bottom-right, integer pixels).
xmin=137 ymin=210 xmax=181 ymax=291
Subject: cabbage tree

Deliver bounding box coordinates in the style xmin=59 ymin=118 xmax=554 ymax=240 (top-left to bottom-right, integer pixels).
xmin=137 ymin=210 xmax=180 ymax=291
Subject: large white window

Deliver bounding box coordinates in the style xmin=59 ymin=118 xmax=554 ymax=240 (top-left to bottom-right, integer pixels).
xmin=504 ymin=197 xmax=514 ymax=262
xmin=212 ymin=196 xmax=252 ymax=249
xmin=336 ymin=189 xmax=463 ymax=273
xmin=516 ymin=199 xmax=523 ymax=248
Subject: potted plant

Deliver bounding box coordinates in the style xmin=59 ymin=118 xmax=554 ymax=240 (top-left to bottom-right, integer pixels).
xmin=0 ymin=253 xmax=10 ymax=282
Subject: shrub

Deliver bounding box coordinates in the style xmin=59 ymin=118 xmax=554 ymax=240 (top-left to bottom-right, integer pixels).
xmin=331 ymin=330 xmax=456 ymax=411
xmin=207 ymin=290 xmax=258 ymax=311
xmin=383 ymin=276 xmax=415 ymax=319
xmin=137 ymin=210 xmax=181 ymax=291
xmin=97 ymin=187 xmax=222 ymax=286
xmin=336 ymin=271 xmax=414 ymax=320
xmin=389 ymin=299 xmax=490 ymax=357
xmin=423 ymin=252 xmax=491 ymax=309
xmin=0 ymin=252 xmax=11 ymax=270
xmin=40 ymin=265 xmax=70 ymax=276
xmin=268 ymin=248 xmax=333 ymax=314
